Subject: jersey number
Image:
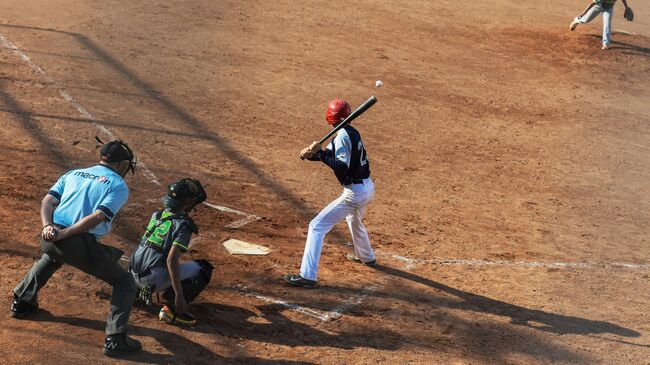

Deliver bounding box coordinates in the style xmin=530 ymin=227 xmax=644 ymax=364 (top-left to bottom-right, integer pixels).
xmin=146 ymin=220 xmax=172 ymax=246
xmin=358 ymin=141 xmax=368 ymax=166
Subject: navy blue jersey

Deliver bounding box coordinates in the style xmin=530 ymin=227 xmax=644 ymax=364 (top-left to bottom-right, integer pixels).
xmin=318 ymin=125 xmax=371 ymax=185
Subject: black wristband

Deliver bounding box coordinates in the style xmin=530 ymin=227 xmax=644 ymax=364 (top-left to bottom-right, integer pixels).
xmin=43 ymin=223 xmax=55 ymax=229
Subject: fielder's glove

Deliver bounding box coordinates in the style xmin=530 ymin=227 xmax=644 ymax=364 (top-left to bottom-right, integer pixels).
xmin=624 ymin=7 xmax=634 ymax=22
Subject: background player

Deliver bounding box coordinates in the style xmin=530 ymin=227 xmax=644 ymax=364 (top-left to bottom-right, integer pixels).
xmin=570 ymin=0 xmax=633 ymax=49
xmin=284 ymin=98 xmax=376 ymax=288
xmin=129 ymin=178 xmax=213 ymax=325
xmin=11 ymin=139 xmax=141 ymax=357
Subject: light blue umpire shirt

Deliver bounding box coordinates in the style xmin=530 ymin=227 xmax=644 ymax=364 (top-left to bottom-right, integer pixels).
xmin=48 ymin=164 xmax=129 ymax=238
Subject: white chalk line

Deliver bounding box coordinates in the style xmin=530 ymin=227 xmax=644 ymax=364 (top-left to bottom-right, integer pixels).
xmin=235 ymin=285 xmax=374 ymax=322
xmin=376 ymin=251 xmax=650 ymax=270
xmin=614 ymin=29 xmax=636 ymax=36
xmin=323 ymin=285 xmax=378 ymax=321
xmin=0 ymin=32 xmax=161 ymax=186
xmin=202 ymin=201 xmax=261 ymax=229
xmin=237 ymin=286 xmax=330 ymax=321
xmin=1 ymin=32 xmax=261 ymax=229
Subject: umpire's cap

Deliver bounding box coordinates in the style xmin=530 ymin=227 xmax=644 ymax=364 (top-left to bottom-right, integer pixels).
xmin=99 ymin=139 xmax=137 ymax=175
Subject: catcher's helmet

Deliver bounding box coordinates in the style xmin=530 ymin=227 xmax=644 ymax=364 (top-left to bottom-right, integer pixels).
xmin=99 ymin=139 xmax=137 ymax=175
xmin=325 ymin=99 xmax=351 ymax=126
xmin=164 ymin=178 xmax=207 ymax=213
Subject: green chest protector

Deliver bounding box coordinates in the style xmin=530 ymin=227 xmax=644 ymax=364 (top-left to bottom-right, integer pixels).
xmin=140 ymin=211 xmax=198 ymax=253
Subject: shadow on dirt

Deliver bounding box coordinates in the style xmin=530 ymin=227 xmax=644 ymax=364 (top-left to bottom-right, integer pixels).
xmin=373 ymin=264 xmax=640 ymax=338
xmin=244 ymin=269 xmax=620 ymax=363
xmin=77 ymin=27 xmax=318 ymax=219
xmin=589 ymin=34 xmax=650 ymax=57
xmin=0 ymin=108 xmax=215 ymax=142
xmin=0 ymin=22 xmax=349 ymax=246
xmin=27 ymin=309 xmax=316 ymax=364
xmin=0 ymin=242 xmax=42 ymax=260
xmin=304 ymin=264 xmax=647 ymax=362
xmin=609 ymin=40 xmax=650 ymax=57
xmin=0 ymin=76 xmax=150 ymax=254
xmin=189 ymin=301 xmax=402 ymax=351
xmin=0 ymin=85 xmax=72 ymax=170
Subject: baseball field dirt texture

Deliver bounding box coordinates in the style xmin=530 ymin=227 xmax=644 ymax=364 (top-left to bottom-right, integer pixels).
xmin=1 ymin=1 xmax=650 ymax=364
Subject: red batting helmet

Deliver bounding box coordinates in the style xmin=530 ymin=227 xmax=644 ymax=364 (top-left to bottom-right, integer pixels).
xmin=325 ymin=99 xmax=351 ymax=126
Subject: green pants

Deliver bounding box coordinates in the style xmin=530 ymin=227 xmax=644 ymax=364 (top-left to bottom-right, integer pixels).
xmin=13 ymin=233 xmax=136 ymax=335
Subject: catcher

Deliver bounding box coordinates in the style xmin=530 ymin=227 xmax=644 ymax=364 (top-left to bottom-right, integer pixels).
xmin=570 ymin=0 xmax=633 ymax=50
xmin=129 ymin=178 xmax=213 ymax=325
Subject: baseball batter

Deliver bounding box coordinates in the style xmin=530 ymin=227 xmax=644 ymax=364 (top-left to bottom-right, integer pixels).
xmin=129 ymin=178 xmax=213 ymax=326
xmin=570 ymin=0 xmax=633 ymax=50
xmin=285 ymin=98 xmax=376 ymax=288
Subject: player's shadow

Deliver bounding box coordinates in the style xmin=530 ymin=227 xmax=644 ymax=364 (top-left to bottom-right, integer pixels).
xmin=186 ymin=301 xmax=402 ymax=351
xmin=372 ymin=264 xmax=640 ymax=339
xmin=589 ymin=34 xmax=650 ymax=57
xmin=610 ymin=40 xmax=650 ymax=56
xmin=27 ymin=309 xmax=316 ymax=364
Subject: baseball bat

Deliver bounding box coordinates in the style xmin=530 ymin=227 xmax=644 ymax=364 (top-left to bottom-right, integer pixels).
xmin=300 ymin=95 xmax=378 ymax=159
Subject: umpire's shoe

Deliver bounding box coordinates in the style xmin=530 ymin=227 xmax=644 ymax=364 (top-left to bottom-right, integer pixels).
xmin=11 ymin=295 xmax=38 ymax=319
xmin=284 ymin=274 xmax=317 ymax=288
xmin=103 ymin=332 xmax=142 ymax=357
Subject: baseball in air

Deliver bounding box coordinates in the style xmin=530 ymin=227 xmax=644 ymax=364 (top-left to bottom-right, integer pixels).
xmin=375 ymin=80 xmax=383 ymax=88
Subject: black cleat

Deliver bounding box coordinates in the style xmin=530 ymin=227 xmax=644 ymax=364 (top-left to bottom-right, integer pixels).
xmin=283 ymin=274 xmax=317 ymax=288
xmin=11 ymin=296 xmax=38 ymax=319
xmin=346 ymin=253 xmax=377 ymax=267
xmin=103 ymin=332 xmax=142 ymax=357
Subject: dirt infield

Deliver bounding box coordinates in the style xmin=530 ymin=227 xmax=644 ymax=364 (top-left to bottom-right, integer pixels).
xmin=1 ymin=0 xmax=650 ymax=364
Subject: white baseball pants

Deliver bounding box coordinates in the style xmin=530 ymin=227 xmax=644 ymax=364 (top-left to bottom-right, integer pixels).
xmin=300 ymin=178 xmax=375 ymax=281
xmin=574 ymin=4 xmax=614 ymax=46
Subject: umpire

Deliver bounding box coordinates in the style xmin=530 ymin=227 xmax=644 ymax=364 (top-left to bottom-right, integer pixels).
xmin=11 ymin=139 xmax=142 ymax=357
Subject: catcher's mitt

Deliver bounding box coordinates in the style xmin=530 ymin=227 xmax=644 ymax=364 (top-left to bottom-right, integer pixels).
xmin=624 ymin=7 xmax=634 ymax=22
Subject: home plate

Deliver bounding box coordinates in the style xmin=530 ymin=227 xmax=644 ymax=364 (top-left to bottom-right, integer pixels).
xmin=223 ymin=239 xmax=271 ymax=255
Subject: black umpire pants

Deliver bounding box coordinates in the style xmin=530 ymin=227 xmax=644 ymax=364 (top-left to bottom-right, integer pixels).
xmin=13 ymin=233 xmax=136 ymax=335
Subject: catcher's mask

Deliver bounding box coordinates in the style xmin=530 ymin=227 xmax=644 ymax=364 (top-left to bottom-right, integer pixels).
xmin=96 ymin=137 xmax=137 ymax=175
xmin=164 ymin=178 xmax=207 ymax=213
xmin=325 ymin=99 xmax=351 ymax=126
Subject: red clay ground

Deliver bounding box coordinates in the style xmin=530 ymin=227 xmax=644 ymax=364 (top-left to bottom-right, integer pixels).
xmin=1 ymin=0 xmax=650 ymax=364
